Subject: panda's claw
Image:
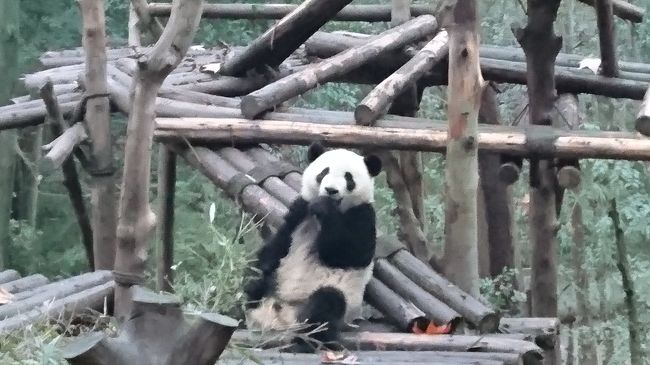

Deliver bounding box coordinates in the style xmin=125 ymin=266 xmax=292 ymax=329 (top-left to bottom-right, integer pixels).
xmin=309 ymin=196 xmax=338 ymax=219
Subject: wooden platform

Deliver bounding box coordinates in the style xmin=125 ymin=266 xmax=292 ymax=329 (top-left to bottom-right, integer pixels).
xmin=0 ymin=269 xmax=114 ymax=334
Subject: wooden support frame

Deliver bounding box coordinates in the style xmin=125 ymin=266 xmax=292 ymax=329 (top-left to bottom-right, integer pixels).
xmin=577 ymin=0 xmax=645 ymax=23
xmin=156 ymin=146 xmax=176 ymax=293
xmin=594 ymin=0 xmax=619 ymax=77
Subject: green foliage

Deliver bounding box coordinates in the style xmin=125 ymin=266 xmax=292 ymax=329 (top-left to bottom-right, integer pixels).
xmin=480 ymin=268 xmax=527 ymax=316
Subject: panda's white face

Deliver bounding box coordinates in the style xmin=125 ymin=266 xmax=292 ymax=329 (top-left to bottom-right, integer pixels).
xmin=301 ymin=149 xmax=377 ymax=212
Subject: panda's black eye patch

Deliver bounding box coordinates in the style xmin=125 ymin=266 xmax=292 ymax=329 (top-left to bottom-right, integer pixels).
xmin=345 ymin=172 xmax=356 ymax=191
xmin=316 ymin=167 xmax=329 ymax=184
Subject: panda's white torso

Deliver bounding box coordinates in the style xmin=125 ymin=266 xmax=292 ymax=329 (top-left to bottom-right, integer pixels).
xmin=245 ymin=216 xmax=374 ymax=331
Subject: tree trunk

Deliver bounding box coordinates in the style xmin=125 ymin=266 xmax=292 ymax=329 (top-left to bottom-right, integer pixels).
xmin=609 ymin=199 xmax=643 ymax=364
xmin=79 ymin=0 xmax=118 ymax=271
xmin=14 ymin=126 xmax=42 ymax=226
xmin=0 ymin=0 xmax=20 ymax=269
xmin=513 ymin=0 xmax=562 ymax=318
xmin=570 ymin=203 xmax=597 ymax=365
xmin=113 ymin=0 xmax=203 ymax=321
xmin=156 ymin=146 xmax=176 ymax=292
xmin=442 ymin=0 xmax=483 ymax=298
xmin=594 ymin=0 xmax=619 ymax=77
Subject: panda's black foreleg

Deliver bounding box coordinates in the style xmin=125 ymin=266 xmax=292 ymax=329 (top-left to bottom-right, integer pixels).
xmin=290 ymin=286 xmax=347 ymax=353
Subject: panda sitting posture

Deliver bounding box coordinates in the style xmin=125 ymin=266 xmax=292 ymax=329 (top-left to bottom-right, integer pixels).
xmin=244 ymin=142 xmax=382 ymax=352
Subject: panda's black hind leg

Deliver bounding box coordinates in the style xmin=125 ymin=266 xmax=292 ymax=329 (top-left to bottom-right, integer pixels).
xmin=289 ymin=286 xmax=347 ymax=353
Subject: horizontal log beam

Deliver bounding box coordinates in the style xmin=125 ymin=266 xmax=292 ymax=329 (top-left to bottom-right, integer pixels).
xmin=155 ymin=117 xmax=650 ymax=161
xmin=147 ymin=3 xmax=437 ymax=22
xmin=577 ymin=0 xmax=645 ymax=23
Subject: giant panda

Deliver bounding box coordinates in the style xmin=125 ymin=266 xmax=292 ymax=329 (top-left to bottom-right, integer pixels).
xmin=244 ymin=141 xmax=382 ymax=352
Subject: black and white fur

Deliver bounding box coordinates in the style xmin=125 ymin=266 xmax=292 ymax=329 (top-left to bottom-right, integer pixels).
xmin=244 ymin=142 xmax=382 ymax=351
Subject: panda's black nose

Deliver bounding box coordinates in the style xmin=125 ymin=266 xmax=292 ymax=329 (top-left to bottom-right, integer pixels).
xmin=325 ymin=187 xmax=339 ymax=195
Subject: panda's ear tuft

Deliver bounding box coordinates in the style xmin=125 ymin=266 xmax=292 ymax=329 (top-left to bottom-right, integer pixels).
xmin=364 ymin=155 xmax=382 ymax=177
xmin=307 ymin=141 xmax=326 ymax=162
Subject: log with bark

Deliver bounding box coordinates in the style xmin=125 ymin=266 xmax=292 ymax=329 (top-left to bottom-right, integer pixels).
xmin=156 ymin=146 xmax=176 ymax=293
xmin=355 ymin=30 xmax=449 ymax=126
xmin=635 ymin=86 xmax=650 ymax=136
xmin=231 ymin=330 xmax=543 ymax=364
xmin=219 ymin=0 xmax=355 ymax=77
xmin=594 ymin=0 xmax=619 ymax=77
xmin=60 ymin=285 xmax=238 ymax=365
xmin=148 ymin=3 xmax=438 ymax=22
xmin=364 ymin=277 xmax=428 ymax=332
xmin=388 ymin=249 xmax=499 ymax=333
xmin=154 ymin=117 xmax=650 ymax=161
xmin=0 ymin=99 xmax=78 ymax=131
xmin=112 ymin=0 xmax=204 ymax=320
xmin=513 ymin=0 xmax=562 ymax=318
xmin=608 ymin=199 xmax=643 ymax=365
xmin=0 ymin=270 xmax=113 ymax=320
xmin=576 ymin=0 xmax=645 ymax=23
xmin=374 ymin=258 xmax=462 ymax=329
xmin=478 ymin=86 xmax=516 ymax=279
xmin=130 ymin=0 xmax=164 ymax=45
xmin=0 ymin=274 xmax=49 ymax=294
xmin=39 ymin=81 xmax=94 ymax=269
xmin=0 ymin=270 xmax=21 ymax=284
xmin=40 ymin=123 xmax=88 ymax=176
xmin=442 ymin=0 xmax=483 ymax=298
xmin=304 ymin=32 xmax=650 ymax=100
xmin=79 ymin=0 xmax=117 ymax=272
xmin=240 ymin=15 xmax=438 ymax=118
xmin=499 ymin=317 xmax=560 ymax=352
xmin=0 ymin=281 xmax=114 ymax=334
xmin=219 ymin=350 xmax=511 ymax=365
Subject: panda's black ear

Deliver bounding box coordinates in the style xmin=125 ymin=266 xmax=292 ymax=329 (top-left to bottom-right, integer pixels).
xmin=307 ymin=141 xmax=326 ymax=162
xmin=364 ymin=155 xmax=382 ymax=177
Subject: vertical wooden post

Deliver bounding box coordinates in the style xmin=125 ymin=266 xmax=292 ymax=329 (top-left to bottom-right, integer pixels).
xmin=595 ymin=0 xmax=619 ymax=77
xmin=443 ymin=0 xmax=483 ymax=297
xmin=79 ymin=0 xmax=117 ymax=271
xmin=156 ymin=146 xmax=176 ymax=292
xmin=513 ymin=0 xmax=562 ymax=317
xmin=0 ymin=0 xmax=20 ymax=269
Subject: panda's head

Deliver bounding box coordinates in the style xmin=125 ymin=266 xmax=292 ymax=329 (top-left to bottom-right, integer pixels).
xmin=301 ymin=142 xmax=382 ymax=211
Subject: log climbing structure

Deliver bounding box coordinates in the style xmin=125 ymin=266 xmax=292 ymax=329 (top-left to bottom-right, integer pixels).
xmin=0 ymin=1 xmax=648 ymax=364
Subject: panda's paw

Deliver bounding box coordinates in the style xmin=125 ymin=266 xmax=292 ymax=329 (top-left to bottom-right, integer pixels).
xmin=309 ymin=196 xmax=338 ymax=219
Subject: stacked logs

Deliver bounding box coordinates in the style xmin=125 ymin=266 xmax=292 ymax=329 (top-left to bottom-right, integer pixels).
xmin=168 ymin=143 xmax=559 ymax=364
xmin=0 ymin=270 xmax=114 ymax=333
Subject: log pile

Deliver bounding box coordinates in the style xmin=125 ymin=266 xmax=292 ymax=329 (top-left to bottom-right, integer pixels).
xmin=0 ymin=270 xmax=114 ymax=333
xmin=165 ymin=142 xmax=558 ymax=364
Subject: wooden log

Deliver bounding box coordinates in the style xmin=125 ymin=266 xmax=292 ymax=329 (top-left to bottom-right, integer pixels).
xmin=374 ymin=258 xmax=462 ymax=328
xmin=0 ymin=100 xmax=77 ymax=131
xmin=219 ymin=350 xmax=523 ymax=365
xmin=60 ymin=285 xmax=238 ymax=365
xmin=0 ymin=270 xmax=21 ymax=284
xmin=0 ymin=274 xmax=49 ymax=294
xmin=498 ymin=162 xmax=521 ymax=185
xmin=513 ymin=0 xmax=562 ymax=318
xmin=2 ymin=92 xmax=81 ymax=114
xmin=79 ymin=0 xmax=118 ymax=272
xmin=173 ymin=146 xmax=288 ymax=229
xmin=355 ymin=30 xmax=449 ymax=126
xmin=219 ymin=0 xmax=355 ymax=77
xmin=130 ymin=0 xmax=164 ymax=44
xmin=148 ymin=3 xmax=437 ymax=22
xmin=113 ymin=0 xmax=204 ymax=320
xmin=500 ymin=317 xmax=560 ymax=351
xmin=635 ymin=86 xmax=650 ymax=136
xmin=595 ymin=0 xmax=619 ymax=77
xmin=304 ymin=32 xmax=650 ymax=99
xmin=389 ymin=249 xmax=499 ymax=333
xmin=240 ymin=15 xmax=438 ymax=119
xmin=157 ymin=88 xmax=240 ymax=109
xmin=576 ymin=0 xmax=645 ymax=23
xmin=128 ymin=2 xmax=141 ymax=46
xmin=0 ymin=270 xmax=112 ymax=319
xmin=364 ymin=277 xmax=427 ymax=332
xmin=0 ymin=281 xmax=114 ymax=334
xmin=40 ymin=81 xmax=94 ymax=270
xmin=231 ymin=330 xmax=543 ymax=363
xmin=154 ymin=117 xmax=650 ymax=161
xmin=217 ymin=147 xmax=299 ymax=207
xmin=156 ymin=146 xmax=176 ymax=293
xmin=243 ymin=146 xmax=303 ymax=192
xmin=40 ymin=123 xmax=88 ymax=176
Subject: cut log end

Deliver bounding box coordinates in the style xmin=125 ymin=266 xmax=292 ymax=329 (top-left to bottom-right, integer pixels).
xmin=498 ymin=162 xmax=520 ymax=185
xmin=61 ymin=332 xmax=106 ymax=360
xmin=635 ymin=115 xmax=650 ymax=137
xmin=131 ymin=285 xmax=181 ymax=306
xmin=478 ymin=313 xmax=502 ymax=334
xmin=557 ymin=166 xmax=581 ymax=190
xmin=198 ymin=312 xmax=241 ymax=328
xmin=354 ymin=104 xmax=379 ymax=126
